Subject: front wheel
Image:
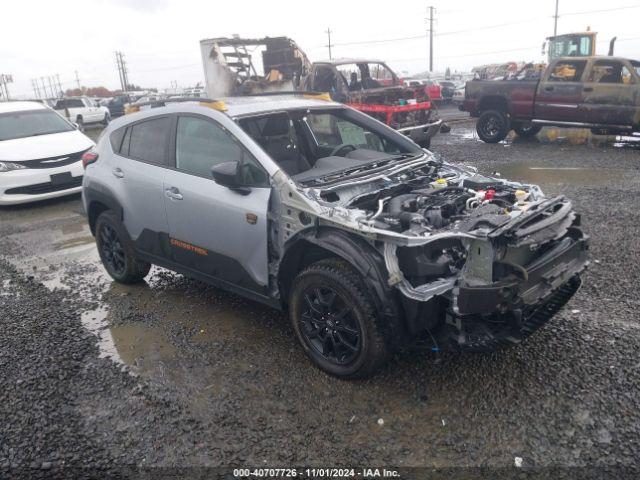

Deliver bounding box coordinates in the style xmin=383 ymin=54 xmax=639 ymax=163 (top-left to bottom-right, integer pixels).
xmin=476 ymin=110 xmax=510 ymax=143
xmin=513 ymin=123 xmax=542 ymax=137
xmin=289 ymin=260 xmax=389 ymax=379
xmin=95 ymin=211 xmax=151 ymax=284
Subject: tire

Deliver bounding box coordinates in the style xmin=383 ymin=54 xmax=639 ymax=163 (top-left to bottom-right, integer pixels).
xmin=476 ymin=110 xmax=510 ymax=143
xmin=513 ymin=123 xmax=542 ymax=137
xmin=95 ymin=211 xmax=151 ymax=284
xmin=289 ymin=260 xmax=389 ymax=379
xmin=102 ymin=112 xmax=111 ymax=126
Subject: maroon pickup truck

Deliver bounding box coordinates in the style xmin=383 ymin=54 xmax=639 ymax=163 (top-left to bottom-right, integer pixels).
xmin=462 ymin=56 xmax=640 ymax=143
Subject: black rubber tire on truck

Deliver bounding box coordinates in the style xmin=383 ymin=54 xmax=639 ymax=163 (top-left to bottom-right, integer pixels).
xmin=513 ymin=123 xmax=542 ymax=138
xmin=95 ymin=211 xmax=151 ymax=284
xmin=476 ymin=110 xmax=510 ymax=143
xmin=289 ymin=259 xmax=389 ymax=379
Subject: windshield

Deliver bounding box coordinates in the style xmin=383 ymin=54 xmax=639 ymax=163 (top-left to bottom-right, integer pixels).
xmin=548 ymin=35 xmax=593 ymax=60
xmin=0 ymin=109 xmax=74 ymax=141
xmin=239 ymin=107 xmax=422 ymax=183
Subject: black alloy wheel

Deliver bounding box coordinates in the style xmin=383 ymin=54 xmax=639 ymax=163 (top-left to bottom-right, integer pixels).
xmin=94 ymin=210 xmax=150 ymax=284
xmin=476 ymin=109 xmax=510 ymax=143
xmin=299 ymin=286 xmax=362 ymax=365
xmin=99 ymin=223 xmax=126 ymax=276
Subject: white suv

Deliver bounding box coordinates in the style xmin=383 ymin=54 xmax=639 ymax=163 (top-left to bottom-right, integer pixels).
xmin=0 ymin=101 xmax=94 ymax=205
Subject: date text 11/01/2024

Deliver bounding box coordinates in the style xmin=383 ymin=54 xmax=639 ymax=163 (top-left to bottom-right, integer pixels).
xmin=233 ymin=468 xmax=401 ymax=478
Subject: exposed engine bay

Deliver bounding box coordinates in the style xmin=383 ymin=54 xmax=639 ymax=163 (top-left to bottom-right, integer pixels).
xmin=277 ymin=156 xmax=589 ymax=352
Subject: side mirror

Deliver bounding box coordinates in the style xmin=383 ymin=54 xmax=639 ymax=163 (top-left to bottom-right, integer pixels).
xmin=71 ymin=122 xmax=79 ymax=129
xmin=211 ymin=161 xmax=250 ymax=195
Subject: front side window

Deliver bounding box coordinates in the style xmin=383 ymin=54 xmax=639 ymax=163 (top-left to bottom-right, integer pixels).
xmin=128 ymin=117 xmax=171 ymax=165
xmin=368 ymin=63 xmax=397 ymax=87
xmin=548 ymin=60 xmax=587 ymax=82
xmin=0 ymin=110 xmax=74 ymax=141
xmin=176 ymin=116 xmax=267 ymax=185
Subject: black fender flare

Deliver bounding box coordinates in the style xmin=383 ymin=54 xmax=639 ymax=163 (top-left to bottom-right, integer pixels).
xmin=84 ymin=185 xmax=124 ymax=235
xmin=280 ymin=227 xmax=407 ymax=348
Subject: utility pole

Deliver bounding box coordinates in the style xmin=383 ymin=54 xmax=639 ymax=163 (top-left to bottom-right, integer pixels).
xmin=553 ymin=0 xmax=559 ymax=36
xmin=56 ymin=74 xmax=63 ymax=96
xmin=31 ymin=79 xmax=40 ymax=98
xmin=74 ymin=70 xmax=81 ymax=90
xmin=47 ymin=76 xmax=56 ymax=99
xmin=427 ymin=6 xmax=435 ymax=72
xmin=115 ymin=51 xmax=130 ymax=91
xmin=325 ymin=28 xmax=333 ymax=60
xmin=0 ymin=74 xmax=12 ymax=101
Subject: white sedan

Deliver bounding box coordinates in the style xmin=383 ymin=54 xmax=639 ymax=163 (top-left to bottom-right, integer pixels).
xmin=0 ymin=101 xmax=94 ymax=205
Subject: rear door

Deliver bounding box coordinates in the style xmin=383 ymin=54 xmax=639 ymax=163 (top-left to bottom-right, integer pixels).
xmin=162 ymin=112 xmax=271 ymax=294
xmin=581 ymin=59 xmax=640 ymax=126
xmin=535 ymin=59 xmax=588 ymax=122
xmin=113 ymin=116 xmax=172 ymax=254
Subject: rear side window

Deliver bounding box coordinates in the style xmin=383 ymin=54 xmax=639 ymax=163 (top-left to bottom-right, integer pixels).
xmin=128 ymin=117 xmax=172 ymax=165
xmin=548 ymin=61 xmax=587 ymax=82
xmin=109 ymin=127 xmax=126 ymax=153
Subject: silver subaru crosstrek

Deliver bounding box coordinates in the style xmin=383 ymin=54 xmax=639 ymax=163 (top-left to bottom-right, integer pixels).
xmin=83 ymin=95 xmax=588 ymax=378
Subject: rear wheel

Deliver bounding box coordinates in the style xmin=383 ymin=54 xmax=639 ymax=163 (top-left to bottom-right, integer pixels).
xmin=289 ymin=260 xmax=389 ymax=379
xmin=513 ymin=123 xmax=542 ymax=137
xmin=476 ymin=110 xmax=510 ymax=143
xmin=95 ymin=211 xmax=150 ymax=284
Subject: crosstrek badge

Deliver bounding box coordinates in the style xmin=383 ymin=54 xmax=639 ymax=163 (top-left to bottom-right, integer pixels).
xmin=169 ymin=238 xmax=208 ymax=256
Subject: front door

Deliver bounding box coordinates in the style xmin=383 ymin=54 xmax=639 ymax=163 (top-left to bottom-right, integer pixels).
xmin=581 ymin=59 xmax=640 ymax=126
xmin=163 ymin=113 xmax=271 ymax=294
xmin=535 ymin=59 xmax=588 ymax=122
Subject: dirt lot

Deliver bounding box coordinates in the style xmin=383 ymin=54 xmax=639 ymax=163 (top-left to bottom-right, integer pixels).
xmin=1 ymin=120 xmax=640 ymax=478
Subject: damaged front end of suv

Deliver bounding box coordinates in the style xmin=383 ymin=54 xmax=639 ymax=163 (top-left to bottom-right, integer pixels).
xmin=272 ymin=154 xmax=588 ymax=353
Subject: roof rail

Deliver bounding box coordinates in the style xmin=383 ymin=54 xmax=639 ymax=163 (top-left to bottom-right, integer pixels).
xmin=236 ymin=90 xmax=329 ymax=97
xmin=124 ymin=97 xmax=227 ymax=114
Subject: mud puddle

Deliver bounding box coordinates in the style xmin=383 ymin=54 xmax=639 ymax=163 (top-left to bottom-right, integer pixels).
xmin=490 ymin=163 xmax=621 ymax=186
xmin=449 ymin=124 xmax=640 ymax=150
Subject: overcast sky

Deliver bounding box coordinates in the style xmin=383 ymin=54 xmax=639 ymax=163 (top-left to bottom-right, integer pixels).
xmin=2 ymin=0 xmax=640 ymax=97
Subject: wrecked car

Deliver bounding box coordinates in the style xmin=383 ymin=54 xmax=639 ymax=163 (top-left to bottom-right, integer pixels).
xmin=83 ymin=95 xmax=588 ymax=378
xmin=301 ymin=59 xmax=442 ymax=148
xmin=199 ymin=36 xmax=442 ymax=148
xmin=463 ymin=56 xmax=640 ymax=143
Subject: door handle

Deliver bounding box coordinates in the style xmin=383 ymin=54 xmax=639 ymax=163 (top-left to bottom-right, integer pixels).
xmin=544 ymin=86 xmax=554 ymax=91
xmin=165 ymin=187 xmax=183 ymax=200
xmin=112 ymin=168 xmax=124 ymax=178
xmin=583 ymin=87 xmax=594 ymax=92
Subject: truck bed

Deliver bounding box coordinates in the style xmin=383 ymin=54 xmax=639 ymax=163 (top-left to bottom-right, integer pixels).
xmin=463 ymin=79 xmax=539 ymax=120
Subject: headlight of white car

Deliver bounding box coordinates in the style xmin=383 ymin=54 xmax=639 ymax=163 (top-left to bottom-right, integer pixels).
xmin=0 ymin=162 xmax=28 ymax=172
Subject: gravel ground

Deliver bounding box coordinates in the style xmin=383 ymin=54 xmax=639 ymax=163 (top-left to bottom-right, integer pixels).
xmin=1 ymin=123 xmax=639 ymax=478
